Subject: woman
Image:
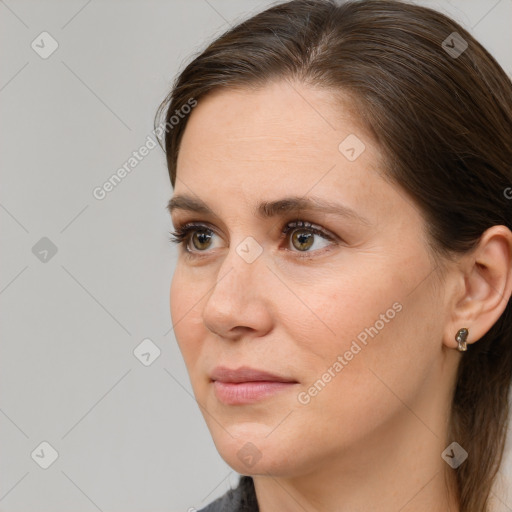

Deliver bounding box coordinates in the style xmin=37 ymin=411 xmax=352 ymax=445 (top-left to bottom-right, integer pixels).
xmin=156 ymin=0 xmax=512 ymax=510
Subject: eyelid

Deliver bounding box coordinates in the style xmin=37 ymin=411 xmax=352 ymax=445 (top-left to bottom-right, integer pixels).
xmin=169 ymin=219 xmax=340 ymax=258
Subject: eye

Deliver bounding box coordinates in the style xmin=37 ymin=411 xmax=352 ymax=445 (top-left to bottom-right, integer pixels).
xmin=169 ymin=222 xmax=221 ymax=254
xmin=169 ymin=219 xmax=337 ymax=259
xmin=281 ymin=220 xmax=335 ymax=255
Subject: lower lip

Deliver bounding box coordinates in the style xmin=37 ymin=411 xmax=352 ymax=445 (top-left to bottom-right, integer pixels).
xmin=212 ymin=381 xmax=297 ymax=405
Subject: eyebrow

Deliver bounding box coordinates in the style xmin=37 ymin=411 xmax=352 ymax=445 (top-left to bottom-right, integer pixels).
xmin=167 ymin=194 xmax=371 ymax=225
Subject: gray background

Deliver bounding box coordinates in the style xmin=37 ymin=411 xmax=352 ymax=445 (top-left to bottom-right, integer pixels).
xmin=1 ymin=0 xmax=511 ymax=511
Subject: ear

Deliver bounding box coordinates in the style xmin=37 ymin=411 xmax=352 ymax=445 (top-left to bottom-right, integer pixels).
xmin=444 ymin=225 xmax=512 ymax=350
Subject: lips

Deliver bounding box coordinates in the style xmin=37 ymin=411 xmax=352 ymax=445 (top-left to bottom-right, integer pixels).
xmin=210 ymin=365 xmax=297 ymax=384
xmin=210 ymin=365 xmax=298 ymax=405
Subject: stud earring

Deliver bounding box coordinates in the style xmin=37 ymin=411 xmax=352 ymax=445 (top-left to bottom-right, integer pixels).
xmin=455 ymin=328 xmax=469 ymax=352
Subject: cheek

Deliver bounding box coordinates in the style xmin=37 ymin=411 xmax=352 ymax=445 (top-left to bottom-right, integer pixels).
xmin=297 ymin=273 xmax=439 ymax=435
xmin=289 ymin=265 xmax=404 ymax=361
xmin=169 ymin=268 xmax=206 ymax=369
xmin=169 ymin=269 xmax=186 ymax=326
xmin=289 ymin=269 xmax=416 ymax=399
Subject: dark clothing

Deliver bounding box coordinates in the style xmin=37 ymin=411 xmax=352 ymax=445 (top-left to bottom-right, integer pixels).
xmin=198 ymin=476 xmax=259 ymax=512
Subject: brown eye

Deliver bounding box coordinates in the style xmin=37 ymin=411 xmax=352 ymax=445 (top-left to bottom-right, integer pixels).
xmin=169 ymin=223 xmax=217 ymax=254
xmin=191 ymin=230 xmax=213 ymax=251
xmin=282 ymin=220 xmax=334 ymax=255
xmin=290 ymin=229 xmax=315 ymax=251
xmin=169 ymin=219 xmax=337 ymax=259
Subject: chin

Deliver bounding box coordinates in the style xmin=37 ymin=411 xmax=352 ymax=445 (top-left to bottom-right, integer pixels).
xmin=211 ymin=429 xmax=303 ymax=477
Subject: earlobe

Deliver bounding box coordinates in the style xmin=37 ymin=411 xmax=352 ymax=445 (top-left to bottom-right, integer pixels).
xmin=444 ymin=225 xmax=512 ymax=351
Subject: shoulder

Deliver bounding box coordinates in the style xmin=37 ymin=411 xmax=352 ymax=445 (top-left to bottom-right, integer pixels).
xmin=197 ymin=475 xmax=258 ymax=512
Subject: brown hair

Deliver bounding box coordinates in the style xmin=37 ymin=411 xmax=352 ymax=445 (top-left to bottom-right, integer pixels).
xmin=155 ymin=1 xmax=512 ymax=510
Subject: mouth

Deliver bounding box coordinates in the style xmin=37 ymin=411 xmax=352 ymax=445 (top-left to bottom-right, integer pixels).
xmin=210 ymin=365 xmax=299 ymax=405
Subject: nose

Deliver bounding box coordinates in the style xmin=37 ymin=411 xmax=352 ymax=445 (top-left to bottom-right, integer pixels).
xmin=202 ymin=238 xmax=273 ymax=341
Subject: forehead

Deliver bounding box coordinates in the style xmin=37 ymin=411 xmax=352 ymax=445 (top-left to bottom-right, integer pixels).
xmin=180 ymin=81 xmax=366 ymax=160
xmin=173 ymin=80 xmax=412 ymax=230
xmin=178 ymin=81 xmax=379 ymax=184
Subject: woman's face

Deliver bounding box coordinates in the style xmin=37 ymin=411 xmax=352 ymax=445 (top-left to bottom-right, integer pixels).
xmin=169 ymin=80 xmax=456 ymax=477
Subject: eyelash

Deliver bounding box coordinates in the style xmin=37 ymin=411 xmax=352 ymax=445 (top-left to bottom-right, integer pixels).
xmin=168 ymin=220 xmax=337 ymax=260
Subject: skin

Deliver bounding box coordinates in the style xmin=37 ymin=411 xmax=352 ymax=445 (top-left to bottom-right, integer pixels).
xmin=168 ymin=79 xmax=512 ymax=511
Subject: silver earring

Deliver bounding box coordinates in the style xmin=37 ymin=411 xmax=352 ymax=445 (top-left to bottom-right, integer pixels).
xmin=455 ymin=328 xmax=469 ymax=352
